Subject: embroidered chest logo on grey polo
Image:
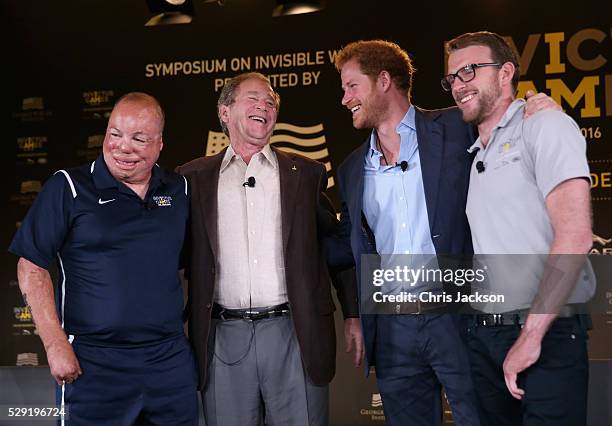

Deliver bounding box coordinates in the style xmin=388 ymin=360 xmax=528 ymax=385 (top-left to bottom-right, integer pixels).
xmin=494 ymin=137 xmax=522 ymax=170
xmin=153 ymin=195 xmax=172 ymax=207
xmin=497 ymin=136 xmax=519 ymax=154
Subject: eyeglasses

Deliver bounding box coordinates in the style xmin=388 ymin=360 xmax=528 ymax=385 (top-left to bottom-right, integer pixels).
xmin=441 ymin=63 xmax=501 ymax=92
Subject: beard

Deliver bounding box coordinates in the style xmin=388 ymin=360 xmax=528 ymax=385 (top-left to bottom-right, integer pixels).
xmin=353 ymin=91 xmax=388 ymax=129
xmin=459 ymin=77 xmax=502 ymax=125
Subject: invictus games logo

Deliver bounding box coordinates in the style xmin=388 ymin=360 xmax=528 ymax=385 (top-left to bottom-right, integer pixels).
xmin=83 ymin=90 xmax=114 ymax=106
xmin=153 ymin=196 xmax=172 ymax=207
xmin=78 ymin=134 xmax=105 ymax=160
xmin=10 ymin=185 xmax=39 ymax=206
xmin=16 ymin=136 xmax=48 ymax=165
xmin=13 ymin=97 xmax=52 ymax=122
xmin=13 ymin=306 xmax=32 ymax=322
xmin=206 ymin=122 xmax=335 ymax=189
xmin=20 ymin=180 xmax=42 ymax=194
xmin=591 ymin=233 xmax=612 ymax=255
xmin=13 ymin=306 xmax=37 ymax=335
xmin=16 ymin=353 xmax=39 ymax=367
xmin=82 ymin=90 xmax=114 ymax=120
xmin=17 ymin=136 xmax=46 ymax=152
xmin=22 ymin=97 xmax=44 ymax=110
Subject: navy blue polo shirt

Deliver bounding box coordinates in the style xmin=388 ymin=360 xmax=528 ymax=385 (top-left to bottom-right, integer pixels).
xmin=9 ymin=155 xmax=190 ymax=346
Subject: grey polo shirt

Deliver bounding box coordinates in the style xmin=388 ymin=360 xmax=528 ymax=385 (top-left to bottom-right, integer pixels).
xmin=466 ymin=99 xmax=594 ymax=312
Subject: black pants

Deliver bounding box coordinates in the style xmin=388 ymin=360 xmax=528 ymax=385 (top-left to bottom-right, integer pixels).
xmin=466 ymin=315 xmax=589 ymax=426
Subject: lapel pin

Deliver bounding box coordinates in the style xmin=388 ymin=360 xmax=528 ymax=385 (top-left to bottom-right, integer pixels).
xmin=292 ymin=165 xmax=297 ymax=171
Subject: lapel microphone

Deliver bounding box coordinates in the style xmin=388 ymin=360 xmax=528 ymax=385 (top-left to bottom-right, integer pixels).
xmin=377 ymin=140 xmax=408 ymax=172
xmin=242 ymin=176 xmax=256 ymax=187
xmin=472 ymin=146 xmax=485 ymax=173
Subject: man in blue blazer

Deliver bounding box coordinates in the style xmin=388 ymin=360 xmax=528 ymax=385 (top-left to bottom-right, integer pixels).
xmin=330 ymin=40 xmax=556 ymax=426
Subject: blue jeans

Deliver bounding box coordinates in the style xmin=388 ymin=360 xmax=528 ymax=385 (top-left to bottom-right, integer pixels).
xmin=374 ymin=313 xmax=480 ymax=426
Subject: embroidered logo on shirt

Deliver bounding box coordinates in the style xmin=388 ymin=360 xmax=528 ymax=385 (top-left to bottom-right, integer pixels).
xmin=98 ymin=198 xmax=116 ymax=204
xmin=153 ymin=195 xmax=172 ymax=207
xmin=497 ymin=136 xmax=519 ymax=153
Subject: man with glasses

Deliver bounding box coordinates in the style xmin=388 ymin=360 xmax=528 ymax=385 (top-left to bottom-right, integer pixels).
xmin=445 ymin=31 xmax=593 ymax=425
xmin=329 ymin=38 xmax=562 ymax=426
xmin=441 ymin=62 xmax=503 ymax=92
xmin=329 ymin=38 xmax=563 ymax=426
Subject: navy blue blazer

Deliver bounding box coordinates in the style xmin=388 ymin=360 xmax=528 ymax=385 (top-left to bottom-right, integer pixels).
xmin=330 ymin=105 xmax=476 ymax=367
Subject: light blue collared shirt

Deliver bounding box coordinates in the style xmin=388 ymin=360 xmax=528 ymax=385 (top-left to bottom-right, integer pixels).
xmin=363 ymin=106 xmax=436 ymax=257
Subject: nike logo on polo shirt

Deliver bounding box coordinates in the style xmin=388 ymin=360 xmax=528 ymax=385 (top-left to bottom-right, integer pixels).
xmin=98 ymin=198 xmax=116 ymax=205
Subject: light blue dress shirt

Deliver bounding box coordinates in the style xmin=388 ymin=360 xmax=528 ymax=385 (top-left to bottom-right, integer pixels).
xmin=363 ymin=106 xmax=436 ymax=257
